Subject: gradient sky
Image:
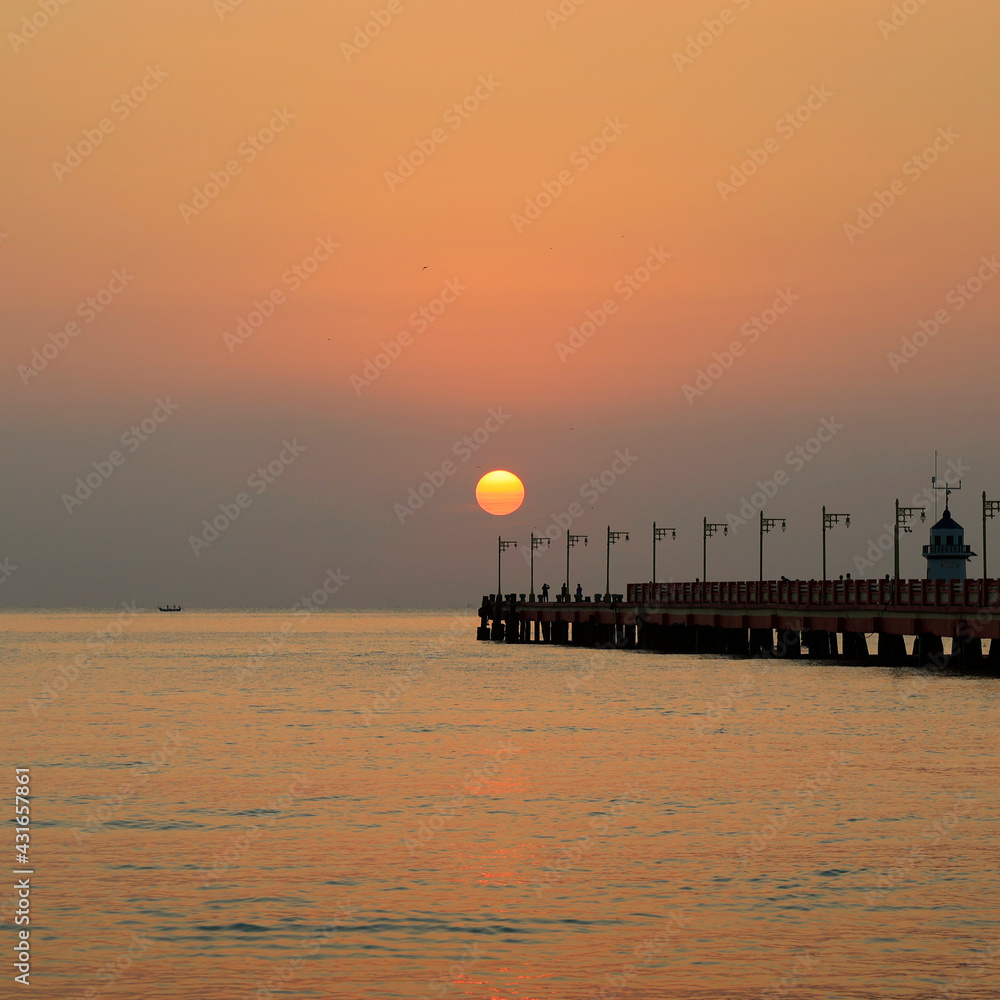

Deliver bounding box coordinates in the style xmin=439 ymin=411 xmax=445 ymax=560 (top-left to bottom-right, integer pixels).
xmin=3 ymin=0 xmax=999 ymax=608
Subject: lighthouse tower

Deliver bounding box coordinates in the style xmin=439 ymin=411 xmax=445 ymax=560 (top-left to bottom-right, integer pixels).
xmin=922 ymin=505 xmax=975 ymax=581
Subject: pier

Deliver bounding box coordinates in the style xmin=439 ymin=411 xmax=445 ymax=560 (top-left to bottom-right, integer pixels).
xmin=477 ymin=578 xmax=1000 ymax=672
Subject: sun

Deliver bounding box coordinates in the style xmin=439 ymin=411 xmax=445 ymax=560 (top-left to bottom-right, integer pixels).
xmin=475 ymin=470 xmax=525 ymax=516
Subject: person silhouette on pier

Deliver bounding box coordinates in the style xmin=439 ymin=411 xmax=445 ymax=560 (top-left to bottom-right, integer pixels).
xmin=541 ymin=583 xmax=550 ymax=602
xmin=575 ymin=583 xmax=583 ymax=600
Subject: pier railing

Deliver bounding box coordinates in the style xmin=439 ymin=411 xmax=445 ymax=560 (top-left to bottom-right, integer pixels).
xmin=626 ymin=579 xmax=1000 ymax=610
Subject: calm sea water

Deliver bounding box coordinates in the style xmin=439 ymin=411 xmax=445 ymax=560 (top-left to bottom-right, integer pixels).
xmin=2 ymin=609 xmax=998 ymax=1000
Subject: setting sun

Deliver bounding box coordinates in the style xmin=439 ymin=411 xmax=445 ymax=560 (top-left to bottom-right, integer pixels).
xmin=475 ymin=471 xmax=525 ymax=516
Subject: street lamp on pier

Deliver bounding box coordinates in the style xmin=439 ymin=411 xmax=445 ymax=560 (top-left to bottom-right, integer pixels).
xmin=894 ymin=499 xmax=926 ymax=581
xmin=652 ymin=522 xmax=677 ymax=584
xmin=702 ymin=517 xmax=728 ymax=582
xmin=982 ymin=492 xmax=1000 ymax=579
xmin=566 ymin=533 xmax=587 ymax=599
xmin=605 ymin=526 xmax=629 ymax=602
xmin=529 ymin=533 xmax=550 ymax=601
xmin=497 ymin=536 xmax=517 ymax=598
xmin=822 ymin=506 xmax=850 ymax=582
xmin=759 ymin=511 xmax=786 ymax=582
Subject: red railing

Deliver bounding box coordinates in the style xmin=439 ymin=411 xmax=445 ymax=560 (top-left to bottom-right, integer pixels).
xmin=626 ymin=579 xmax=1000 ymax=610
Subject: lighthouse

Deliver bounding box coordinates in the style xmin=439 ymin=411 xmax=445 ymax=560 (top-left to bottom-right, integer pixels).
xmin=922 ymin=505 xmax=975 ymax=581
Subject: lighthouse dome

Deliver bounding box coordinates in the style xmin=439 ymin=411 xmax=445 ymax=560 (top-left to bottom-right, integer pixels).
xmin=931 ymin=508 xmax=962 ymax=532
xmin=923 ymin=507 xmax=974 ymax=581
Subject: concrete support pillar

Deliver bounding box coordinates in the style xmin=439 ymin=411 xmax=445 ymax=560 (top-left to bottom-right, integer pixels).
xmin=775 ymin=629 xmax=801 ymax=658
xmin=876 ymin=633 xmax=906 ymax=665
xmin=542 ymin=620 xmax=552 ymax=643
xmin=988 ymin=637 xmax=1000 ymax=670
xmin=679 ymin=625 xmax=698 ymax=653
xmin=504 ymin=596 xmax=519 ymax=643
xmin=914 ymin=633 xmax=944 ymax=670
xmin=842 ymin=632 xmax=869 ymax=661
xmin=477 ymin=596 xmax=491 ymax=640
xmin=723 ymin=629 xmax=750 ymax=656
xmin=804 ymin=630 xmax=831 ymax=658
xmin=952 ymin=635 xmax=983 ymax=672
xmin=695 ymin=626 xmax=721 ymax=654
xmin=749 ymin=628 xmax=774 ymax=656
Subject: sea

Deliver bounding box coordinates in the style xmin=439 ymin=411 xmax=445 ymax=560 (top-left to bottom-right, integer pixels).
xmin=1 ymin=609 xmax=998 ymax=1000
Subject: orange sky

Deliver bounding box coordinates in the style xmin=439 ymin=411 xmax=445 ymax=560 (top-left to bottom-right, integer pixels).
xmin=3 ymin=0 xmax=1000 ymax=605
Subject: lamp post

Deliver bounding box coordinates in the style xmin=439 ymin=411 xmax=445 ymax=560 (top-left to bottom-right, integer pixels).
xmin=529 ymin=533 xmax=550 ymax=601
xmin=983 ymin=492 xmax=1000 ymax=579
xmin=497 ymin=536 xmax=517 ymax=598
xmin=822 ymin=506 xmax=851 ymax=582
xmin=566 ymin=532 xmax=587 ymax=599
xmin=893 ymin=499 xmax=926 ymax=581
xmin=759 ymin=511 xmax=786 ymax=582
xmin=702 ymin=517 xmax=728 ymax=582
xmin=605 ymin=526 xmax=629 ymax=602
xmin=652 ymin=522 xmax=677 ymax=584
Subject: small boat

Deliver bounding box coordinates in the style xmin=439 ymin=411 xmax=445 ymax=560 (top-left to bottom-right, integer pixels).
xmin=158 ymin=605 xmax=182 ymax=612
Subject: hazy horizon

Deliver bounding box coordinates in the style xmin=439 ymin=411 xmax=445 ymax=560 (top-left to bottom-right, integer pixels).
xmin=4 ymin=0 xmax=998 ymax=608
